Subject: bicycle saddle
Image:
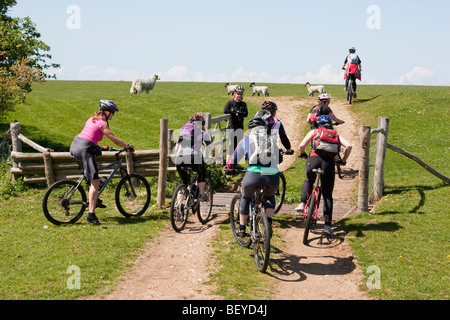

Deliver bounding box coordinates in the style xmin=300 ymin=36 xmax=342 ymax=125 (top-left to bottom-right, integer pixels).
xmin=312 ymin=168 xmax=325 ymax=174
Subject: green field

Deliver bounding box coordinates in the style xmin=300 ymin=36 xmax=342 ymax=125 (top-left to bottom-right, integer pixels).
xmin=0 ymin=81 xmax=449 ymax=299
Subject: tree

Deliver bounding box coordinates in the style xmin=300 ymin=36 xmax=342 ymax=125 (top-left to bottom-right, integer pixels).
xmin=0 ymin=0 xmax=59 ymax=118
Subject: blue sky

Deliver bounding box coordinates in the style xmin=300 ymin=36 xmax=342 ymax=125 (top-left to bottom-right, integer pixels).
xmin=10 ymin=0 xmax=450 ymax=85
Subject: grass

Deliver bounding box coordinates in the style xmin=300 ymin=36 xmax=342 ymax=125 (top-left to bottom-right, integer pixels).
xmin=0 ymin=81 xmax=449 ymax=299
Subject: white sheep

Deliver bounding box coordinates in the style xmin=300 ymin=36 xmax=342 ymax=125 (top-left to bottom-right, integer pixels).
xmin=250 ymin=82 xmax=269 ymax=97
xmin=225 ymin=83 xmax=238 ymax=95
xmin=130 ymin=74 xmax=160 ymax=94
xmin=305 ymin=82 xmax=326 ymax=96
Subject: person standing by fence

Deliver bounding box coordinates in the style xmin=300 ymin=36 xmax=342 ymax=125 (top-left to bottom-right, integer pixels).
xmin=224 ymin=85 xmax=248 ymax=160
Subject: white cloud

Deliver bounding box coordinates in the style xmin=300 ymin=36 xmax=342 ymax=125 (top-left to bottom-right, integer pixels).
xmin=391 ymin=66 xmax=436 ymax=85
xmin=77 ymin=66 xmax=147 ymax=81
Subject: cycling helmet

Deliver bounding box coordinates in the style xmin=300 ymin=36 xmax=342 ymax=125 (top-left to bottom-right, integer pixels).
xmin=318 ymin=93 xmax=332 ymax=100
xmin=248 ymin=110 xmax=270 ymax=129
xmin=317 ymin=115 xmax=333 ymax=124
xmin=261 ymin=101 xmax=278 ymax=112
xmin=234 ymin=85 xmax=245 ymax=93
xmin=349 ymin=47 xmax=356 ymax=53
xmin=99 ymin=100 xmax=119 ymax=113
xmin=189 ymin=114 xmax=206 ymax=125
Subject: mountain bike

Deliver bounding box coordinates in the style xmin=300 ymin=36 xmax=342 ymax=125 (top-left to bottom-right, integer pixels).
xmin=170 ymin=166 xmax=213 ymax=232
xmin=346 ymin=74 xmax=356 ymax=104
xmin=42 ymin=148 xmax=151 ymax=225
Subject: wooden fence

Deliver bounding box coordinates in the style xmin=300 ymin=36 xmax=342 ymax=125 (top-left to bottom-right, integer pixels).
xmin=358 ymin=116 xmax=449 ymax=213
xmin=9 ymin=113 xmax=231 ymax=206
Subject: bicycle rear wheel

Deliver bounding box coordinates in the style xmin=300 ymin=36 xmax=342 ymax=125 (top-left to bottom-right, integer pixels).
xmin=115 ymin=173 xmax=151 ymax=218
xmin=170 ymin=184 xmax=189 ymax=232
xmin=274 ymin=172 xmax=286 ymax=214
xmin=347 ymin=78 xmax=353 ymax=104
xmin=229 ymin=195 xmax=251 ymax=248
xmin=197 ymin=179 xmax=213 ymax=224
xmin=253 ymin=211 xmax=271 ymax=273
xmin=303 ymin=193 xmax=317 ymax=245
xmin=42 ymin=179 xmax=87 ymax=225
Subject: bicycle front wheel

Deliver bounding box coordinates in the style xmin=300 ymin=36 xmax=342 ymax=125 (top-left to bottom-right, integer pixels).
xmin=253 ymin=212 xmax=271 ymax=273
xmin=170 ymin=184 xmax=189 ymax=232
xmin=115 ymin=173 xmax=151 ymax=218
xmin=303 ymin=194 xmax=317 ymax=245
xmin=197 ymin=179 xmax=213 ymax=224
xmin=229 ymin=195 xmax=251 ymax=248
xmin=42 ymin=179 xmax=87 ymax=225
xmin=274 ymin=172 xmax=286 ymax=214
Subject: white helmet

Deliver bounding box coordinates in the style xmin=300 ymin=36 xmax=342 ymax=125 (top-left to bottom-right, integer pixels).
xmin=318 ymin=93 xmax=332 ymax=100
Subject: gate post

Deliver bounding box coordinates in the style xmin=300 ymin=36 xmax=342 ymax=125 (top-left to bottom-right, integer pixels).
xmin=157 ymin=119 xmax=168 ymax=207
xmin=358 ymin=126 xmax=371 ymax=213
xmin=373 ymin=117 xmax=389 ymax=201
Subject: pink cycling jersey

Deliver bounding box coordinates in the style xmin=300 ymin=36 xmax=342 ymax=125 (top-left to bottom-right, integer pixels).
xmin=77 ymin=117 xmax=107 ymax=145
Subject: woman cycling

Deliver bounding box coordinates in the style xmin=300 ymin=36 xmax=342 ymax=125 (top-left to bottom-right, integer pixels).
xmin=173 ymin=114 xmax=218 ymax=201
xmin=227 ymin=111 xmax=281 ymax=238
xmin=70 ymin=100 xmax=133 ymax=225
xmin=295 ymin=115 xmax=352 ymax=236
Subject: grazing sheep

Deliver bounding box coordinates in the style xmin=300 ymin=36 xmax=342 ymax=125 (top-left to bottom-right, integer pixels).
xmin=130 ymin=74 xmax=160 ymax=94
xmin=250 ymin=82 xmax=269 ymax=97
xmin=225 ymin=83 xmax=239 ymax=95
xmin=305 ymin=82 xmax=326 ymax=96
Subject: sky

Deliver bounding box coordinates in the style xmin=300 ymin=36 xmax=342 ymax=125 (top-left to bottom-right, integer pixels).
xmin=9 ymin=0 xmax=450 ymax=86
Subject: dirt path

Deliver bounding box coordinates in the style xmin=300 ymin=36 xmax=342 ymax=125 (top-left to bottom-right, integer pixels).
xmin=91 ymin=96 xmax=369 ymax=300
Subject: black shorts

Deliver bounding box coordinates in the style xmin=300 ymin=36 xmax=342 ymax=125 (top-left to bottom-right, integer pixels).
xmin=70 ymin=136 xmax=101 ymax=180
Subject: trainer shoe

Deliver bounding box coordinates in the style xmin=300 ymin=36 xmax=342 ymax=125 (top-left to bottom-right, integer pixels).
xmin=323 ymin=225 xmax=334 ymax=236
xmin=86 ymin=213 xmax=101 ymax=226
xmin=96 ymin=199 xmax=107 ymax=209
xmin=237 ymin=225 xmax=247 ymax=238
xmin=294 ymin=202 xmax=305 ymax=212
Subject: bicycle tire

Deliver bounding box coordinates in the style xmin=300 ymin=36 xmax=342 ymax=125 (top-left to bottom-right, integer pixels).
xmin=347 ymin=78 xmax=353 ymax=104
xmin=170 ymin=183 xmax=189 ymax=232
xmin=253 ymin=211 xmax=271 ymax=273
xmin=303 ymin=193 xmax=317 ymax=245
xmin=274 ymin=172 xmax=286 ymax=214
xmin=42 ymin=179 xmax=87 ymax=225
xmin=115 ymin=173 xmax=151 ymax=218
xmin=197 ymin=179 xmax=213 ymax=224
xmin=229 ymin=195 xmax=251 ymax=248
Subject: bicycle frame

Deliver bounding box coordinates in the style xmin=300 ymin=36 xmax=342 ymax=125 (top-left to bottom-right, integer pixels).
xmin=303 ymin=170 xmax=322 ymax=221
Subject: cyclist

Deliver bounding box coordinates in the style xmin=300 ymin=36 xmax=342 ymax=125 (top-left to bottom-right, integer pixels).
xmin=295 ymin=115 xmax=352 ymax=236
xmin=226 ymin=110 xmax=281 ymax=238
xmin=223 ymin=85 xmax=248 ymax=159
xmin=307 ymin=93 xmax=345 ymax=130
xmin=342 ymin=47 xmax=362 ymax=98
xmin=70 ymin=100 xmax=133 ymax=225
xmin=174 ymin=114 xmax=219 ymax=201
xmin=261 ymin=101 xmax=294 ymax=158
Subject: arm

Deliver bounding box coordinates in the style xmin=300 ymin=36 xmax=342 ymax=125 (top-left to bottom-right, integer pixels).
xmin=278 ymin=123 xmax=292 ymax=152
xmin=101 ymin=126 xmax=130 ymax=150
xmin=339 ymin=136 xmax=353 ymax=163
xmin=329 ymin=112 xmax=345 ymax=124
xmin=299 ymin=130 xmax=315 ymax=155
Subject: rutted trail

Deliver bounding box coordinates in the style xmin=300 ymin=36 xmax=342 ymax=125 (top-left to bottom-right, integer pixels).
xmin=88 ymin=96 xmax=369 ymax=300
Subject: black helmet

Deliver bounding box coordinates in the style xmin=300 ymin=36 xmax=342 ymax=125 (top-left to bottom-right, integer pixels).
xmin=99 ymin=100 xmax=119 ymax=113
xmin=248 ymin=110 xmax=270 ymax=129
xmin=235 ymin=85 xmax=245 ymax=93
xmin=261 ymin=101 xmax=277 ymax=112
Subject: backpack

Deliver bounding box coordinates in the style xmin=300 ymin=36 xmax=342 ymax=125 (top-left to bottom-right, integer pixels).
xmin=312 ymin=127 xmax=340 ymax=158
xmin=248 ymin=111 xmax=277 ymax=166
xmin=177 ymin=121 xmax=203 ymax=152
xmin=309 ymin=105 xmax=323 ymax=124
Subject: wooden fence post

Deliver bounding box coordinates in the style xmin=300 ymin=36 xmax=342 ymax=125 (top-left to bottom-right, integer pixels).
xmin=358 ymin=126 xmax=371 ymax=213
xmin=373 ymin=117 xmax=389 ymax=201
xmin=42 ymin=152 xmax=55 ymax=187
xmin=157 ymin=119 xmax=168 ymax=207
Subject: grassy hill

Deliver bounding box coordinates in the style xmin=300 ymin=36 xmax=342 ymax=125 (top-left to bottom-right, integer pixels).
xmin=0 ymin=81 xmax=449 ymax=299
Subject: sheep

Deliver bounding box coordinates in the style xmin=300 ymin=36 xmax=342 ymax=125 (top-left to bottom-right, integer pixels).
xmin=250 ymin=82 xmax=269 ymax=97
xmin=130 ymin=74 xmax=160 ymax=94
xmin=305 ymin=82 xmax=326 ymax=96
xmin=225 ymin=83 xmax=239 ymax=95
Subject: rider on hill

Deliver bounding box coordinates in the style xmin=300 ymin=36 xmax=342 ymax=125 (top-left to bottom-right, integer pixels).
xmin=342 ymin=47 xmax=362 ymax=98
xmin=307 ymin=93 xmax=345 ymax=130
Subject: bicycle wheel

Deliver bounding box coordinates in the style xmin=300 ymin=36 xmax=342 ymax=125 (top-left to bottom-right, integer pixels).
xmin=253 ymin=211 xmax=271 ymax=273
xmin=115 ymin=173 xmax=151 ymax=218
xmin=347 ymin=78 xmax=353 ymax=104
xmin=42 ymin=179 xmax=87 ymax=225
xmin=197 ymin=179 xmax=213 ymax=224
xmin=229 ymin=195 xmax=251 ymax=248
xmin=170 ymin=183 xmax=189 ymax=232
xmin=303 ymin=193 xmax=317 ymax=245
xmin=274 ymin=172 xmax=286 ymax=214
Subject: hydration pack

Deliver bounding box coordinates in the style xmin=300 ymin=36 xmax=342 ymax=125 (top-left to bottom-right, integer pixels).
xmin=309 ymin=105 xmax=324 ymax=125
xmin=312 ymin=127 xmax=340 ymax=158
